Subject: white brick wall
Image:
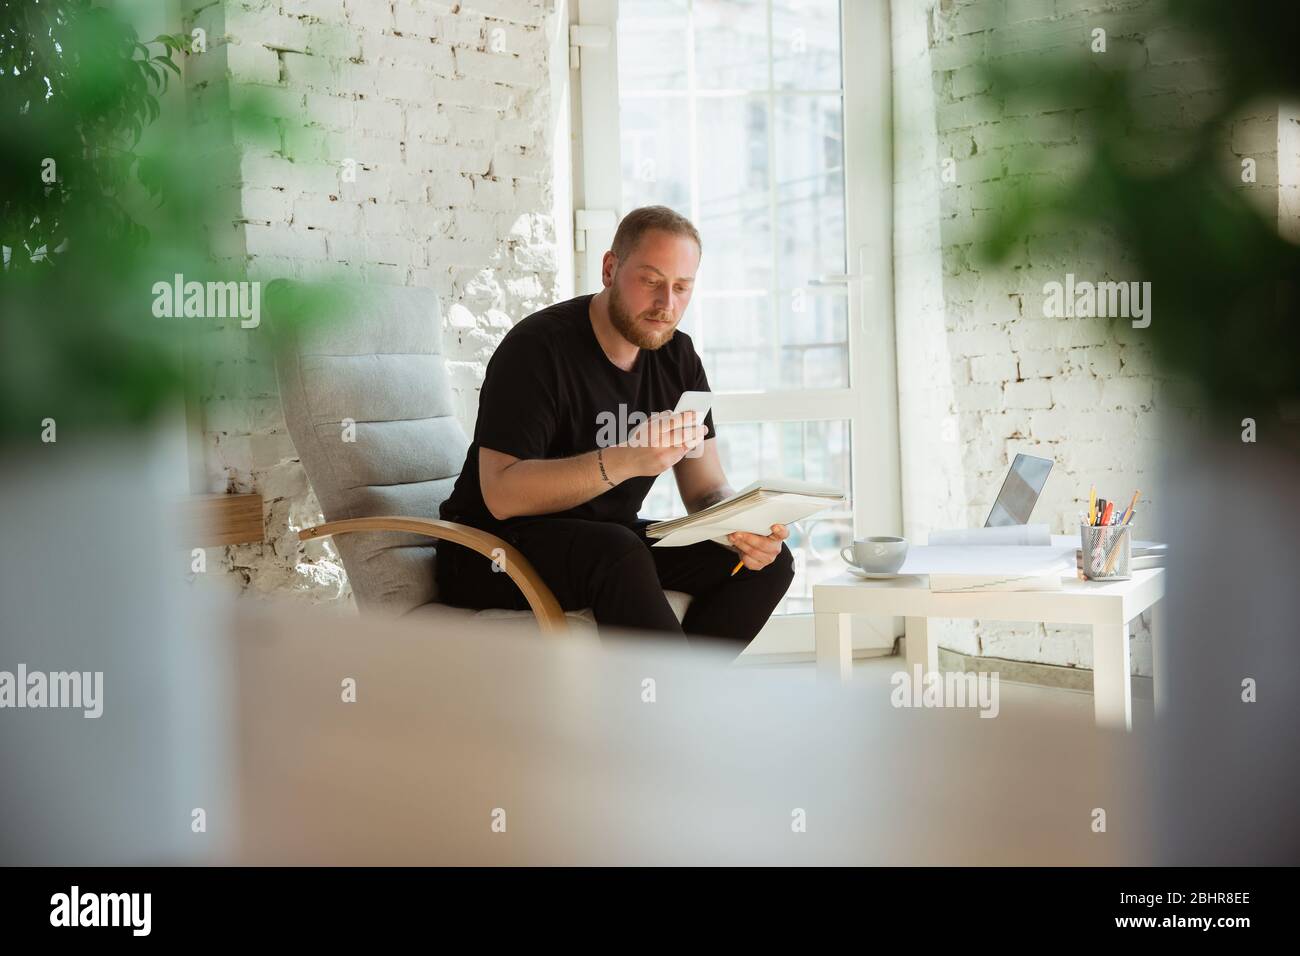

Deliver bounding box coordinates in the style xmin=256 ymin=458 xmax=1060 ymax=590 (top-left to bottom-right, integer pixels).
xmin=889 ymin=0 xmax=1223 ymax=677
xmin=186 ymin=0 xmax=564 ymax=603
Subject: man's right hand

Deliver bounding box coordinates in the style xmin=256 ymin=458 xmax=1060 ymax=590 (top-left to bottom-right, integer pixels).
xmin=613 ymin=410 xmax=709 ymax=478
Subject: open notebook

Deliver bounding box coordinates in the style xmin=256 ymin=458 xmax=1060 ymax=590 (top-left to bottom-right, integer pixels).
xmin=646 ymin=478 xmax=845 ymax=548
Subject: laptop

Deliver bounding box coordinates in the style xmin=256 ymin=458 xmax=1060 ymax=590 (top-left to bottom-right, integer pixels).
xmin=985 ymin=454 xmax=1053 ymax=527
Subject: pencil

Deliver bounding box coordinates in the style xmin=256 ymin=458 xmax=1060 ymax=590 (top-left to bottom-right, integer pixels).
xmin=730 ymin=558 xmax=744 ymax=576
xmin=1119 ymin=489 xmax=1140 ymax=526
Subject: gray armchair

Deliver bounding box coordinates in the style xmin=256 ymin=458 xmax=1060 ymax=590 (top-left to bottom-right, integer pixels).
xmin=266 ymin=280 xmax=693 ymax=633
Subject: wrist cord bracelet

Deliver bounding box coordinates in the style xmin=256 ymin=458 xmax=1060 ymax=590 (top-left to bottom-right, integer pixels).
xmin=597 ymin=448 xmax=616 ymax=488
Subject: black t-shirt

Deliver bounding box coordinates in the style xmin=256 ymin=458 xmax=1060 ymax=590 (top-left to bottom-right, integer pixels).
xmin=439 ymin=293 xmax=715 ymax=533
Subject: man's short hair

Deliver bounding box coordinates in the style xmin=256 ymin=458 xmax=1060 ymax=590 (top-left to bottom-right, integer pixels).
xmin=610 ymin=205 xmax=703 ymax=262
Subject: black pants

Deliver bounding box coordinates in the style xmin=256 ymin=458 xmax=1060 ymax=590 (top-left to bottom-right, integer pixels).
xmin=434 ymin=516 xmax=795 ymax=646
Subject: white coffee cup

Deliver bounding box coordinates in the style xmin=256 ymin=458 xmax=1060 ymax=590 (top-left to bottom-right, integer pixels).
xmin=841 ymin=536 xmax=908 ymax=573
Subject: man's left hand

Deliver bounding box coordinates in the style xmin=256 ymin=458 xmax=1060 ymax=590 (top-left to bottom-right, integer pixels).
xmin=727 ymin=524 xmax=789 ymax=571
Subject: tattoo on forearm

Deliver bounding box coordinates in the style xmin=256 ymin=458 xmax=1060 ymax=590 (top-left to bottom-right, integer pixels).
xmin=692 ymin=487 xmax=733 ymax=513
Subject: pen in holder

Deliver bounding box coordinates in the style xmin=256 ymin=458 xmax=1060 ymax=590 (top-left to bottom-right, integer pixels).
xmin=1080 ymin=521 xmax=1132 ymax=581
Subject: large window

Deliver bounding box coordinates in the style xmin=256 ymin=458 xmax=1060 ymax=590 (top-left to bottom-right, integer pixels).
xmin=619 ymin=0 xmax=848 ymax=392
xmin=574 ymin=0 xmax=895 ymax=622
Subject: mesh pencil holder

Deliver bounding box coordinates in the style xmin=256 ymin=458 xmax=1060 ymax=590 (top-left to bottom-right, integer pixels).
xmin=1080 ymin=522 xmax=1132 ymax=581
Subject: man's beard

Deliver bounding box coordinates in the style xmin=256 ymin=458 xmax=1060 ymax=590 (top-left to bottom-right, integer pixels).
xmin=609 ymin=281 xmax=677 ymax=350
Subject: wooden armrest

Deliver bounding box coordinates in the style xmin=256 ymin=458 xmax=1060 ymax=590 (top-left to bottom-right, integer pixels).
xmin=299 ymin=517 xmax=568 ymax=634
xmin=178 ymin=493 xmax=264 ymax=547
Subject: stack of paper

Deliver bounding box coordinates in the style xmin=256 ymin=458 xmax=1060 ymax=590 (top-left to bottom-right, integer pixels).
xmin=897 ymin=544 xmax=1077 ymax=592
xmin=647 ymin=478 xmax=844 ymax=548
xmin=870 ymin=526 xmax=1165 ymax=590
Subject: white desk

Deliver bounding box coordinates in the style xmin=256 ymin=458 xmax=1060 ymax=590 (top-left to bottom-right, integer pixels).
xmin=811 ymin=568 xmax=1166 ymax=731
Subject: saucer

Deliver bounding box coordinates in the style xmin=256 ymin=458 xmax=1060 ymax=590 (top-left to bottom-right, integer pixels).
xmin=845 ymin=565 xmax=903 ymax=579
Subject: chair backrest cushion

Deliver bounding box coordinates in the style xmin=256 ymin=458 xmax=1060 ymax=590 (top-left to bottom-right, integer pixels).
xmin=267 ymin=280 xmax=469 ymax=614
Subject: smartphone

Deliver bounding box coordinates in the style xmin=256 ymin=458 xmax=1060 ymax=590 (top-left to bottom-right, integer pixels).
xmin=672 ymin=390 xmax=712 ymax=457
xmin=672 ymin=390 xmax=713 ymax=427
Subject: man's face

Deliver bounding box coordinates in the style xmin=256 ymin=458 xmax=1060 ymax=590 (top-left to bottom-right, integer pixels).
xmin=607 ymin=229 xmax=700 ymax=350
